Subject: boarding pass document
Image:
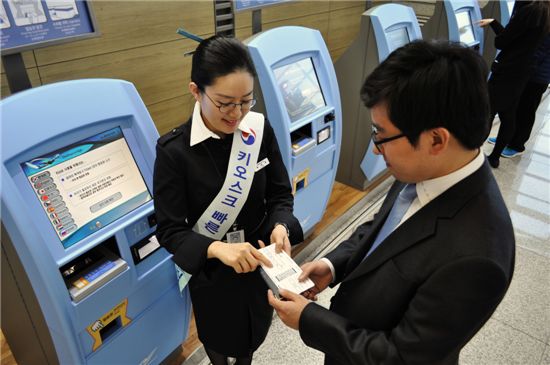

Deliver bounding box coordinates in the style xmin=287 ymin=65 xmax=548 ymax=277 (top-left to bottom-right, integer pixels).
xmin=258 ymin=244 xmax=314 ymax=298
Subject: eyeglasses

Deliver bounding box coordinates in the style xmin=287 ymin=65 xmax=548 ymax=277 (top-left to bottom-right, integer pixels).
xmin=204 ymin=92 xmax=256 ymax=113
xmin=371 ymin=127 xmax=406 ymax=152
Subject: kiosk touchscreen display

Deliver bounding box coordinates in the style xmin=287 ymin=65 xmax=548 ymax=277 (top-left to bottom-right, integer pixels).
xmin=274 ymin=58 xmax=326 ymax=123
xmin=456 ymin=11 xmax=476 ymax=45
xmin=21 ymin=127 xmax=152 ymax=249
xmin=387 ymin=27 xmax=410 ymax=52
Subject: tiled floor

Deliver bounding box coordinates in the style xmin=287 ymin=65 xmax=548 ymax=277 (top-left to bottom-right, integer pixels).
xmin=248 ymin=90 xmax=550 ymax=365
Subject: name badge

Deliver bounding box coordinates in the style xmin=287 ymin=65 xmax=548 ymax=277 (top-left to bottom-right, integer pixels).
xmin=226 ymin=229 xmax=245 ymax=243
xmin=256 ymin=158 xmax=270 ymax=172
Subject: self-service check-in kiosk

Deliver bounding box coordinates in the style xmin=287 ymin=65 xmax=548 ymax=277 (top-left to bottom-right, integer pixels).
xmin=482 ymin=0 xmax=514 ymax=68
xmin=422 ymin=0 xmax=484 ymax=54
xmin=245 ymin=26 xmax=341 ymax=235
xmin=335 ymin=4 xmax=421 ymax=191
xmin=1 ymin=79 xmax=191 ymax=365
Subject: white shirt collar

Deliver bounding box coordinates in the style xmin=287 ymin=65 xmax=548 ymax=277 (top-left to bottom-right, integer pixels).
xmin=415 ymin=149 xmax=485 ymax=206
xmin=190 ymin=102 xmax=252 ymax=146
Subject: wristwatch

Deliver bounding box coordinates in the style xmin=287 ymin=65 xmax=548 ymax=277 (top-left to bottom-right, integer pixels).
xmin=274 ymin=222 xmax=290 ymax=237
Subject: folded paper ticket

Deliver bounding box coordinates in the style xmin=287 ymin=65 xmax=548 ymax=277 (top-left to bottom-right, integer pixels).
xmin=258 ymin=244 xmax=314 ymax=298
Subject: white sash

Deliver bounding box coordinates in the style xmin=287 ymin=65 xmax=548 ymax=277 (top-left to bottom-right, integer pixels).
xmin=176 ymin=111 xmax=265 ymax=292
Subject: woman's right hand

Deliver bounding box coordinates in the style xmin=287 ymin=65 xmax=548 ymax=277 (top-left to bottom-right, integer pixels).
xmin=207 ymin=241 xmax=272 ymax=273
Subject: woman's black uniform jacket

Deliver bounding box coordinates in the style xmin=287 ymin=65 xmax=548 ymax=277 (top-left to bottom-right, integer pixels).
xmin=153 ymin=117 xmax=303 ymax=356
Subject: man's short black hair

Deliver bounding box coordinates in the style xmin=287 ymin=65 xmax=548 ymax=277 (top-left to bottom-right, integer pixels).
xmin=361 ymin=40 xmax=490 ymax=150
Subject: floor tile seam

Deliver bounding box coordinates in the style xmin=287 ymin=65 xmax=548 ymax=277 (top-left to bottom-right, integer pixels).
xmin=508 ymin=203 xmax=550 ymax=223
xmin=513 ymin=200 xmax=550 ymax=215
xmin=530 ymin=150 xmax=550 ymax=160
xmin=491 ymin=316 xmax=550 ymax=346
xmin=513 ymin=170 xmax=550 ymax=186
xmin=518 ymin=159 xmax=550 ymax=170
xmin=515 ymin=245 xmax=550 ymax=262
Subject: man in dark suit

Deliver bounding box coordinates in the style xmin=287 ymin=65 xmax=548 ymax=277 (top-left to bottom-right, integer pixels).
xmin=268 ymin=40 xmax=515 ymax=365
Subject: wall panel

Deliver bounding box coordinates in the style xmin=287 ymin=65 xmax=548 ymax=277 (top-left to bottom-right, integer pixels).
xmin=0 ymin=51 xmax=36 ymax=74
xmin=34 ymin=1 xmax=214 ymax=66
xmin=327 ymin=4 xmax=365 ymax=52
xmin=149 ymin=94 xmax=196 ymax=135
xmin=1 ymin=68 xmax=41 ymax=98
xmin=38 ymin=38 xmax=200 ymax=107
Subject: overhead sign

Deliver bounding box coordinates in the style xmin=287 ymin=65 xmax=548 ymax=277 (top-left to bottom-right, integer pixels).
xmin=234 ymin=0 xmax=291 ymax=12
xmin=0 ymin=0 xmax=98 ymax=55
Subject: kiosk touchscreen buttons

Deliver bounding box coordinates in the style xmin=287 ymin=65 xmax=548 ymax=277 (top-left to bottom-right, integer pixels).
xmin=387 ymin=27 xmax=410 ymax=52
xmin=246 ymin=27 xmax=342 ymax=235
xmin=1 ymin=79 xmax=191 ymax=365
xmin=275 ymin=58 xmax=326 ymax=123
xmin=22 ymin=127 xmax=151 ymax=249
xmin=456 ymin=11 xmax=476 ymax=45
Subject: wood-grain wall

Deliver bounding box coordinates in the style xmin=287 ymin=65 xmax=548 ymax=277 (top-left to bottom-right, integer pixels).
xmin=1 ymin=1 xmax=368 ymax=136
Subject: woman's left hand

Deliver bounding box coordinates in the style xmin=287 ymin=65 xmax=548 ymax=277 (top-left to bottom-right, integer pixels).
xmin=270 ymin=224 xmax=291 ymax=255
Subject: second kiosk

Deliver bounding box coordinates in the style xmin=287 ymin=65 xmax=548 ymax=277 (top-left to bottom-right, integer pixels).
xmin=246 ymin=26 xmax=342 ymax=235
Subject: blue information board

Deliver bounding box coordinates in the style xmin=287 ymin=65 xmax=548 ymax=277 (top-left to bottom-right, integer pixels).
xmin=234 ymin=0 xmax=291 ymax=12
xmin=0 ymin=0 xmax=98 ymax=55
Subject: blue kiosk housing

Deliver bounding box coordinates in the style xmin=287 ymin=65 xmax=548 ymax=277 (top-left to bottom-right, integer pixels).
xmin=246 ymin=26 xmax=342 ymax=235
xmin=1 ymin=79 xmax=191 ymax=365
xmin=482 ymin=0 xmax=514 ymax=68
xmin=423 ymin=0 xmax=484 ymax=54
xmin=335 ymin=4 xmax=422 ymax=190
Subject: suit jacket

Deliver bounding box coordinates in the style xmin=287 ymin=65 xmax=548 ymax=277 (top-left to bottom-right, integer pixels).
xmin=154 ymin=117 xmax=303 ymax=356
xmin=299 ymin=161 xmax=515 ymax=365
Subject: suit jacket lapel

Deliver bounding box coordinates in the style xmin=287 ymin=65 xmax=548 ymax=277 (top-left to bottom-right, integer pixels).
xmin=343 ymin=161 xmax=492 ymax=283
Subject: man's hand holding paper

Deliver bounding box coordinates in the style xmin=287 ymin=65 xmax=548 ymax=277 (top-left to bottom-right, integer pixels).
xmin=258 ymin=244 xmax=314 ymax=297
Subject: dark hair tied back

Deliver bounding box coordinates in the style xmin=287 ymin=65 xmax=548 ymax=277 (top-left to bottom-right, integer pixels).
xmin=191 ymin=35 xmax=257 ymax=92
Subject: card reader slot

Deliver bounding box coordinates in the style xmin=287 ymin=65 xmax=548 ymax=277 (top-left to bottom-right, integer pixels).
xmin=290 ymin=123 xmax=315 ymax=156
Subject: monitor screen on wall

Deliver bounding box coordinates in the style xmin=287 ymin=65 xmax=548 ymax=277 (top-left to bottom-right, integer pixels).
xmin=0 ymin=0 xmax=98 ymax=55
xmin=386 ymin=27 xmax=410 ymax=52
xmin=456 ymin=11 xmax=476 ymax=45
xmin=273 ymin=58 xmax=326 ymax=123
xmin=21 ymin=127 xmax=152 ymax=249
xmin=234 ymin=0 xmax=291 ymax=12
